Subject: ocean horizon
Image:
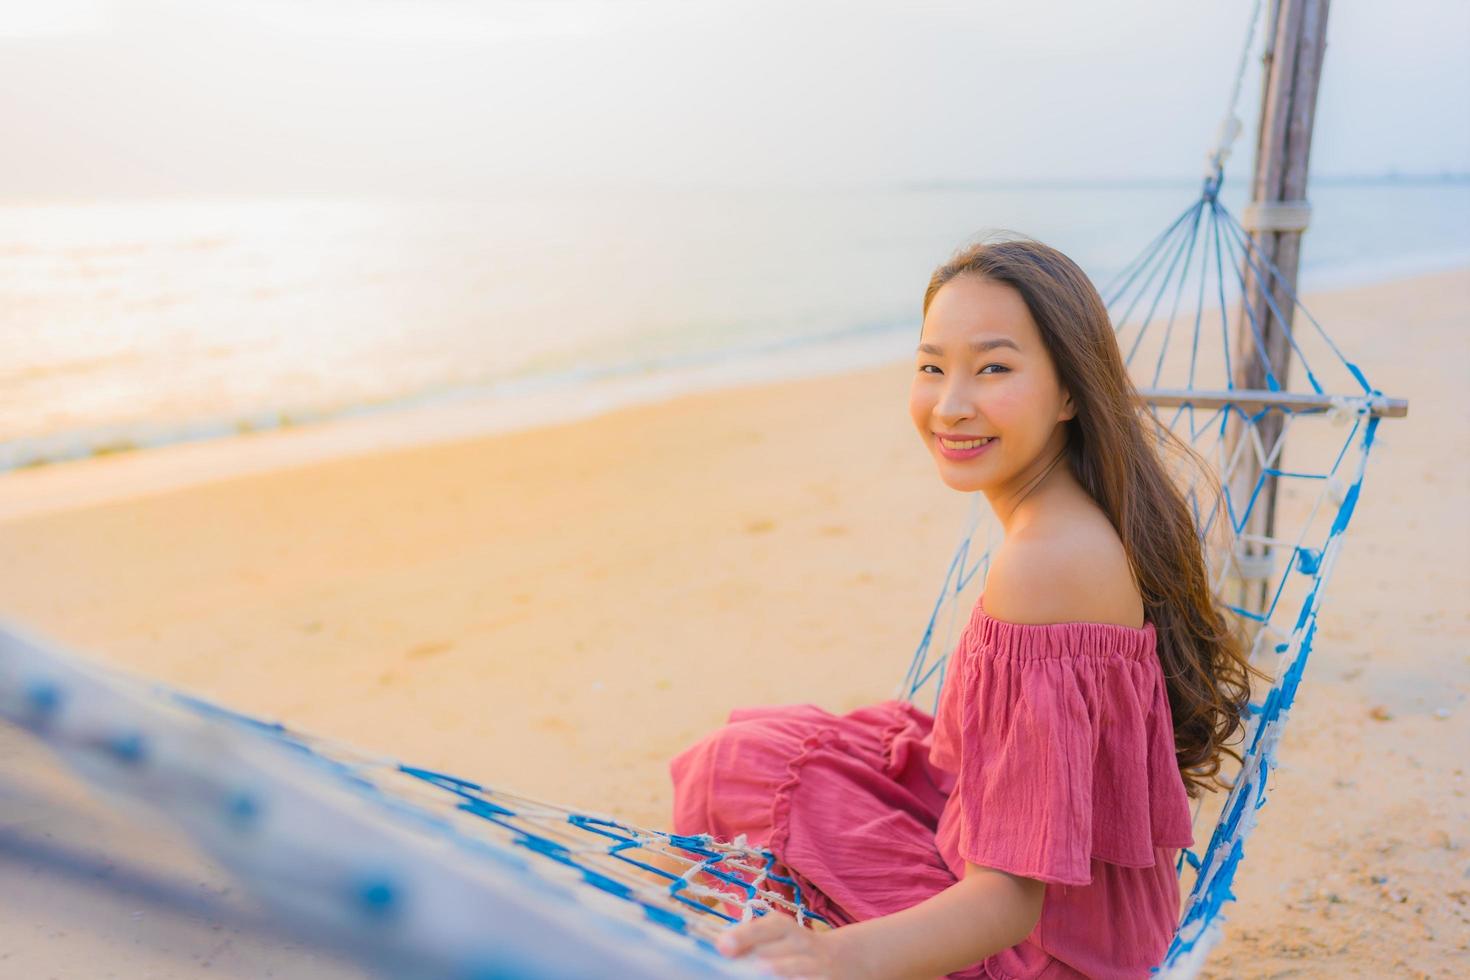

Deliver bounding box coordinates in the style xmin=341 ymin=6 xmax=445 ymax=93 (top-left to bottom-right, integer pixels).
xmin=3 ymin=175 xmax=1467 ymax=473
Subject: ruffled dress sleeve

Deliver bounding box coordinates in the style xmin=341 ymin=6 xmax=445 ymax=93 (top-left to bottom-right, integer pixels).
xmin=929 ymin=594 xmax=1194 ymax=887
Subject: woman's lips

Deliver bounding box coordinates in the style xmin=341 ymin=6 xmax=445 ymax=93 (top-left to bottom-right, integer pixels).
xmin=934 ymin=435 xmax=997 ymax=461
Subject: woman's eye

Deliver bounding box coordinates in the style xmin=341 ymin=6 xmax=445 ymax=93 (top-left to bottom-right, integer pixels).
xmin=918 ymin=364 xmax=1008 ymax=376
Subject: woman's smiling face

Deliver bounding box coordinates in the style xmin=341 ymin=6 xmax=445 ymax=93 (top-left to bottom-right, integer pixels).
xmin=909 ymin=274 xmax=1075 ymax=496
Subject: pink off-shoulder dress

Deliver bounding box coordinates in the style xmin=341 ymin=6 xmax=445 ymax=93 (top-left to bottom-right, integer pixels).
xmin=669 ymin=593 xmax=1195 ymax=979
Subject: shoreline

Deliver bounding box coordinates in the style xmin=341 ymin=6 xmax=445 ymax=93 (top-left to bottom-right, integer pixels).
xmin=0 ymin=320 xmax=912 ymax=523
xmin=2 ymin=260 xmax=1463 ymax=525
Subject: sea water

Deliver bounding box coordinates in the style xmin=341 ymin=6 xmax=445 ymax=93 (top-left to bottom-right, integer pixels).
xmin=2 ymin=178 xmax=1466 ymax=472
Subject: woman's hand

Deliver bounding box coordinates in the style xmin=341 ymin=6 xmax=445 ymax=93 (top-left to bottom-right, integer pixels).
xmin=715 ymin=913 xmax=863 ymax=979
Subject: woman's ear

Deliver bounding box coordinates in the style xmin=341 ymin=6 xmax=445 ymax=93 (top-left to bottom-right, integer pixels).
xmin=1059 ymin=389 xmax=1077 ymax=422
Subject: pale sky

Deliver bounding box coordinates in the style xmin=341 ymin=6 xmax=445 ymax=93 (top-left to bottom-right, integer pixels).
xmin=1 ymin=0 xmax=1465 ymax=198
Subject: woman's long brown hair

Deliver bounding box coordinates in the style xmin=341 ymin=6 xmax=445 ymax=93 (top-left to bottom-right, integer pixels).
xmin=923 ymin=234 xmax=1266 ymax=798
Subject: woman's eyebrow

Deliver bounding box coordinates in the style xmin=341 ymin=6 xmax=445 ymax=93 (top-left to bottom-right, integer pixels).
xmin=916 ymin=338 xmax=1021 ymax=355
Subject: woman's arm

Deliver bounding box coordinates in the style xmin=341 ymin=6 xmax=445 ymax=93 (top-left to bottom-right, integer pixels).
xmin=826 ymin=863 xmax=1044 ymax=980
xmin=718 ymin=862 xmax=1044 ymax=980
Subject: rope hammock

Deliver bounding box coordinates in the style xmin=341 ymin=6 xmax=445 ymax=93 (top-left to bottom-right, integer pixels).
xmin=0 ymin=5 xmax=1407 ymax=977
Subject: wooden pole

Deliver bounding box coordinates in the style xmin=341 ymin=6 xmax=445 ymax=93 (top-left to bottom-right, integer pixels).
xmin=1228 ymin=0 xmax=1331 ymax=614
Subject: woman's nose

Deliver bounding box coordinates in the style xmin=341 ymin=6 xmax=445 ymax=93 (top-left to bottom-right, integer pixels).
xmin=935 ymin=384 xmax=978 ymax=423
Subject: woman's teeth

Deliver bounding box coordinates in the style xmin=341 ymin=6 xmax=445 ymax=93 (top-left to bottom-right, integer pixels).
xmin=939 ymin=437 xmax=993 ymax=449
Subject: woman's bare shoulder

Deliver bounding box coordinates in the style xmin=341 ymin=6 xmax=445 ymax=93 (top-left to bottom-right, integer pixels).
xmin=985 ymin=509 xmax=1144 ymax=628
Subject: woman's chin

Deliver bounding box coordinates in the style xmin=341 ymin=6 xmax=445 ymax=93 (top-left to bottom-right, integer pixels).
xmin=934 ymin=462 xmax=991 ymax=494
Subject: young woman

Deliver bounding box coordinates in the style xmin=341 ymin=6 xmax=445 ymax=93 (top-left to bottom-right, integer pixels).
xmin=668 ymin=236 xmax=1257 ymax=979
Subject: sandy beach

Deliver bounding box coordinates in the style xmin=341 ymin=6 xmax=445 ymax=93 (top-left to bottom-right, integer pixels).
xmin=1 ymin=266 xmax=1466 ymax=977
